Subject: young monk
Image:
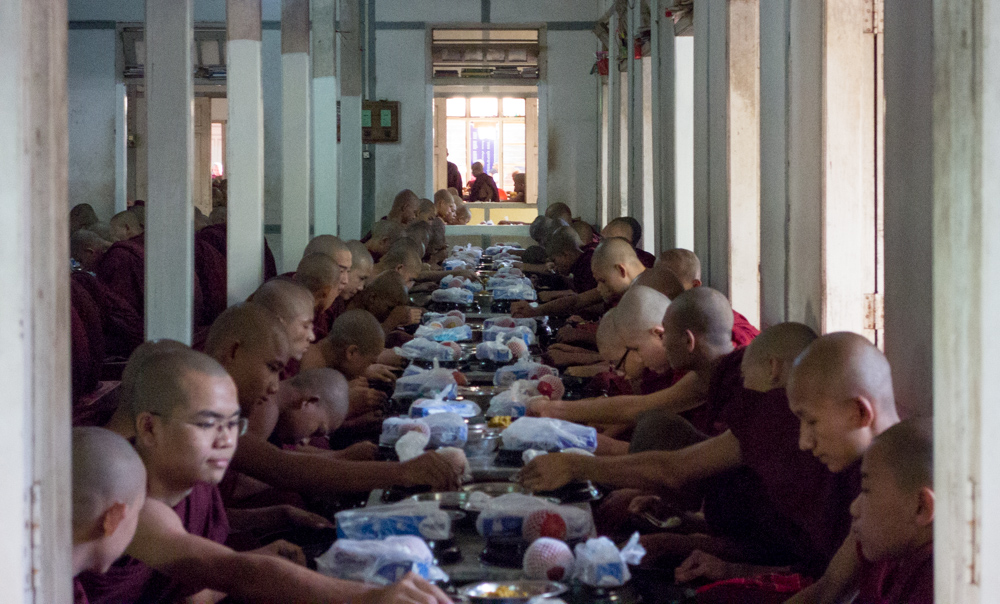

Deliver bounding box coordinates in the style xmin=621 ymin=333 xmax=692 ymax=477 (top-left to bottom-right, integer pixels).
xmin=343 ymin=240 xmax=375 ymax=300
xmin=454 ymin=204 xmax=472 ymax=225
xmin=109 ymin=210 xmax=143 ymax=242
xmin=269 ymin=368 xmax=353 ymax=449
xmin=416 ymin=198 xmax=437 ymax=222
xmin=602 ymin=216 xmax=656 ymax=268
xmin=387 ymin=189 xmax=419 ymax=225
xmin=72 ymin=427 xmax=147 ymax=603
xmin=294 ymin=252 xmax=344 ymax=340
xmin=301 ymin=309 xmax=385 ymax=381
xmin=374 ymin=239 xmax=424 ymax=289
xmin=512 ymin=236 xmax=646 ymax=319
xmin=71 ymin=230 xmax=112 ymax=274
xmin=366 ymin=219 xmax=404 ymax=263
xmin=71 ymin=203 xmax=101 ymax=233
xmin=434 ymin=189 xmax=457 ymax=224
xmin=658 ymin=248 xmax=759 ymax=346
xmin=545 ymin=202 xmax=573 ymax=223
xmin=849 ymin=419 xmax=933 ymax=604
xmin=249 ymin=279 xmax=316 ymax=379
xmin=544 ymin=225 xmax=598 ymax=293
xmin=203 ymin=305 xmax=463 ymax=503
xmin=303 ymin=235 xmax=353 ymax=294
xmin=529 ymin=287 xmax=734 ymax=431
xmin=85 ymin=347 xmax=452 ymax=604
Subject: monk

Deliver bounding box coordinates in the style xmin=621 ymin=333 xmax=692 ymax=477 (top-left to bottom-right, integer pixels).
xmin=349 ymin=270 xmax=422 ymax=335
xmin=573 ymin=219 xmax=600 ymax=249
xmin=343 ymin=240 xmax=375 ymax=301
xmin=545 ymin=202 xmax=573 ymax=223
xmin=447 ymin=159 xmax=463 ymax=192
xmin=301 ymin=309 xmax=386 ymax=382
xmin=387 ymin=189 xmax=419 ymax=225
xmin=658 ymin=248 xmax=759 ymax=346
xmin=294 ymin=252 xmax=344 ymax=341
xmin=71 ymin=203 xmax=101 ymax=233
xmin=848 ymin=420 xmax=933 ymax=604
xmin=374 ymin=240 xmax=424 ymax=290
xmin=109 ymin=211 xmax=143 ymax=243
xmin=602 ymin=216 xmax=656 ymax=268
xmin=72 ymin=427 xmax=147 ymax=604
xmin=249 ymin=279 xmax=316 ymax=372
xmin=512 ymin=236 xmax=646 ymax=320
xmin=83 ymin=347 xmax=452 ymax=604
xmin=71 ymin=230 xmax=111 ymax=274
xmin=269 ymin=368 xmax=353 ymax=449
xmin=782 ymin=332 xmax=901 ymax=604
xmin=529 ymin=288 xmax=735 ymax=432
xmin=303 ymin=234 xmax=353 ymax=296
xmin=544 ymin=225 xmax=598 ymax=293
xmin=416 ymin=198 xmax=437 ymax=222
xmin=366 ymin=219 xmax=405 ymax=263
xmin=454 ymin=204 xmax=472 ymax=225
xmin=204 ymin=306 xmax=461 ymax=499
xmin=468 ymin=162 xmax=499 ymax=201
xmin=434 ymin=189 xmax=458 ymax=224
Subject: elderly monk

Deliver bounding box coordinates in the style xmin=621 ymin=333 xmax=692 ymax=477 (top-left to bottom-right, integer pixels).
xmin=72 ymin=427 xmax=147 ymax=604
xmin=203 ymin=305 xmax=462 ymax=501
xmin=783 ymin=332 xmax=900 ymax=604
xmin=83 ymin=347 xmax=451 ymax=604
xmin=658 ymin=248 xmax=759 ymax=346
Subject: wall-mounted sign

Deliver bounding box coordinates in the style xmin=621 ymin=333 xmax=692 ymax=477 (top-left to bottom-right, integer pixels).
xmin=362 ymin=100 xmax=399 ymax=143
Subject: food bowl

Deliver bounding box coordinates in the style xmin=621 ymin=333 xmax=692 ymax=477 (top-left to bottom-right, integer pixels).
xmin=465 ymin=425 xmax=502 ymax=457
xmin=458 ymin=580 xmax=567 ymax=603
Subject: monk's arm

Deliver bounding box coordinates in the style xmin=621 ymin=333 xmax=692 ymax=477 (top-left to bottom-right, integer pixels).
xmin=128 ymin=498 xmax=377 ymax=604
xmin=521 ymin=430 xmax=741 ymax=492
xmin=231 ymin=434 xmax=410 ymax=495
xmin=539 ymin=371 xmax=705 ymax=425
xmin=783 ymin=536 xmax=861 ymax=604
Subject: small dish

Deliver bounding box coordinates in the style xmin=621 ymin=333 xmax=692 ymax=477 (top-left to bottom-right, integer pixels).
xmin=458 ymin=580 xmax=567 ymax=603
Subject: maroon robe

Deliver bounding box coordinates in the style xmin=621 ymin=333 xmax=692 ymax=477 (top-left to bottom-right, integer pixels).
xmin=569 ymin=247 xmax=598 ymax=293
xmin=447 ymin=161 xmax=463 ymax=192
xmin=71 ymin=271 xmax=143 ymax=358
xmin=724 ymin=387 xmax=860 ymax=576
xmin=680 ymin=347 xmax=745 ymax=437
xmin=635 ymin=247 xmax=657 ymax=269
xmin=469 ymin=172 xmax=500 ymax=202
xmin=732 ymin=310 xmax=760 ymax=347
xmin=855 ymin=541 xmax=933 ymax=604
xmin=194 ymin=237 xmax=227 ymax=326
xmin=77 ymin=482 xmax=230 ymax=604
xmin=71 ymin=278 xmax=105 ymax=401
xmin=74 ymin=578 xmax=89 ymax=604
xmin=198 ymin=223 xmax=278 ymax=281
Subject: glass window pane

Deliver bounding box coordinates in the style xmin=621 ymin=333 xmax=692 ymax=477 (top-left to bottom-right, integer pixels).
xmin=502 ymin=98 xmax=526 ymax=117
xmin=501 ymin=122 xmax=526 ymax=192
xmin=469 ymin=97 xmax=499 ymax=117
xmin=470 ymin=121 xmax=500 ymax=186
xmin=446 ymin=119 xmax=468 ymax=189
xmin=446 ymin=98 xmax=466 ymax=117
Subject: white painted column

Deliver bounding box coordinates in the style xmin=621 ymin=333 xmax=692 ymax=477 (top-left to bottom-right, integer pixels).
xmin=626 ymin=0 xmax=643 ymax=224
xmin=932 ymin=0 xmax=1000 ymax=599
xmin=312 ymin=0 xmax=339 ymax=237
xmin=607 ymin=11 xmax=621 ymax=221
xmin=115 ymin=82 xmax=128 ymax=213
xmin=338 ymin=0 xmax=363 ymax=239
xmin=226 ymin=0 xmax=265 ymax=304
xmin=692 ymin=0 xmax=709 ymax=263
xmin=0 ymin=0 xmax=72 ymax=600
xmin=281 ymin=0 xmax=311 ymax=271
xmin=882 ymin=0 xmax=932 ymax=417
xmin=536 ymin=86 xmax=548 ymax=214
xmin=651 ymin=0 xmax=675 ymax=255
xmin=673 ymin=36 xmax=694 ymax=252
xmin=145 ymin=0 xmax=194 ymax=343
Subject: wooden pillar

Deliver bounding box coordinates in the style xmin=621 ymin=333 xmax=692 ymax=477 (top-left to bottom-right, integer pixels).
xmin=145 ymin=0 xmax=195 ymax=343
xmin=226 ymin=0 xmax=265 ymax=303
xmin=930 ymin=0 xmax=1000 ymax=600
xmin=0 ymin=0 xmax=72 ymax=600
xmin=281 ymin=0 xmax=311 ymax=272
xmin=338 ymin=0 xmax=363 ymax=239
xmin=312 ymin=0 xmax=338 ymax=237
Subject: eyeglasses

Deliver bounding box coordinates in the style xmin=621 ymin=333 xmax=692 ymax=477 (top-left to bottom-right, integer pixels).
xmin=615 ymin=348 xmax=634 ymax=372
xmin=151 ymin=412 xmax=249 ymax=437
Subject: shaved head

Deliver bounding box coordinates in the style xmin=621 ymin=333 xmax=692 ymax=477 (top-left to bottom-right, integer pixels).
xmin=118 ymin=339 xmax=191 ymax=414
xmin=205 ymin=304 xmax=289 ymax=409
xmin=128 ymin=205 xmax=146 ymax=228
xmin=389 ymin=189 xmax=419 ymax=224
xmin=129 ymin=348 xmax=233 ymax=417
xmin=417 ymin=198 xmax=436 ymax=220
xmin=70 ymin=203 xmax=100 ymax=232
xmin=327 ymin=309 xmax=386 ymax=357
xmin=434 ymin=189 xmax=453 ymax=205
xmin=788 ymin=332 xmax=899 ymax=472
xmin=348 ymin=270 xmax=408 ymax=322
xmin=664 ymin=287 xmax=733 ymax=348
xmin=295 ymin=252 xmax=341 ymax=294
xmin=571 ymin=220 xmax=597 ymax=245
xmin=602 ymin=217 xmax=641 ymax=246
xmin=347 ymin=240 xmax=374 ymax=270
xmin=596 ymin=308 xmax=626 ymax=362
xmin=591 ymin=237 xmax=647 ymax=303
xmin=616 ymin=285 xmax=670 ymax=339
xmin=544 ymin=226 xmax=583 ymax=258
xmin=545 ymin=202 xmax=572 ymax=223
xmin=592 ymin=237 xmax=642 ymax=271
xmin=72 ymin=427 xmax=146 ymax=530
xmin=632 ymin=262 xmax=685 ymax=300
xmin=204 ymin=303 xmax=288 ymax=362
xmin=71 ymin=229 xmax=112 ymax=272
xmin=251 ymin=279 xmax=314 ymax=324
xmin=286 ymin=368 xmax=350 ymax=423
xmin=109 ymin=211 xmax=142 ymax=242
xmin=744 ymin=322 xmax=819 ymax=366
xmin=870 ymin=419 xmax=933 ymax=493
xmin=658 ymin=249 xmax=702 ymax=289
xmin=304 ymin=234 xmax=350 ymax=259
xmin=529 ymin=216 xmax=556 ymax=244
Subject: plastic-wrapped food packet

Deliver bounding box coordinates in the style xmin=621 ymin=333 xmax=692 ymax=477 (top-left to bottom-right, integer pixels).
xmin=572 ymin=533 xmax=646 ymax=587
xmin=475 ymin=493 xmax=594 ymax=542
xmin=335 ymin=501 xmax=452 ymax=541
xmin=414 ymin=324 xmax=473 ymax=342
xmin=394 ymin=338 xmax=461 ymax=363
xmin=316 ymin=536 xmax=449 ymax=585
xmin=392 ymin=363 xmax=458 ymax=399
xmin=500 ymin=417 xmax=598 ymax=452
xmin=431 ymin=288 xmax=474 ymax=305
xmin=494 ymin=358 xmax=558 ymax=387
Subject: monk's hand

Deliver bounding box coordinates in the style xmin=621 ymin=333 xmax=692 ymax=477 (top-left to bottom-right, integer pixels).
xmin=511 ymin=301 xmax=538 ymax=318
xmin=450 ymin=269 xmax=476 ymax=280
xmin=627 ymin=494 xmax=666 ymax=519
xmin=366 ymin=363 xmax=398 ymax=384
xmin=401 ymin=451 xmax=461 ymax=491
xmin=282 ymin=505 xmax=334 ymax=530
xmin=357 ymin=572 xmax=453 ymax=604
xmin=253 ymin=539 xmax=307 ymax=566
xmin=555 ymin=326 xmax=585 ymax=344
xmin=519 ymin=453 xmax=577 ymax=492
xmin=526 ymin=398 xmax=562 ymax=419
xmin=336 ymin=440 xmax=379 ymax=461
xmin=674 ymin=550 xmax=733 ymax=584
xmin=378 ymin=348 xmax=406 ymax=367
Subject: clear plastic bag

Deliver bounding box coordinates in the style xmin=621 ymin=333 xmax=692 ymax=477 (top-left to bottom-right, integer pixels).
xmin=316 ymin=536 xmax=449 ymax=586
xmin=492 ymin=284 xmax=538 ymax=301
xmin=410 ymin=394 xmax=481 ymax=419
xmin=379 ymin=417 xmax=431 ymax=447
xmin=440 ymin=274 xmax=483 ymax=292
xmin=486 ymin=276 xmax=533 ymax=291
xmin=395 ymin=339 xmax=461 ymax=363
xmin=483 ymin=325 xmax=535 ymax=346
xmin=485 ymin=380 xmax=539 ymax=418
xmin=494 ymin=359 xmax=558 ymax=387
xmin=475 ymin=341 xmax=514 ymax=363
xmin=501 ymin=417 xmax=598 ymax=452
xmin=421 ymin=412 xmax=470 ymax=447
xmin=483 ymin=315 xmax=537 ymax=333
xmin=422 ymin=310 xmax=466 ymax=326
xmin=572 ymin=533 xmax=646 ymax=587
xmin=414 ymin=324 xmax=474 ymax=342
xmin=336 ymin=501 xmax=452 ymax=541
xmin=475 ymin=493 xmax=594 ymax=542
xmin=431 ymin=288 xmax=474 ymax=304
xmin=392 ymin=364 xmax=458 ymax=399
